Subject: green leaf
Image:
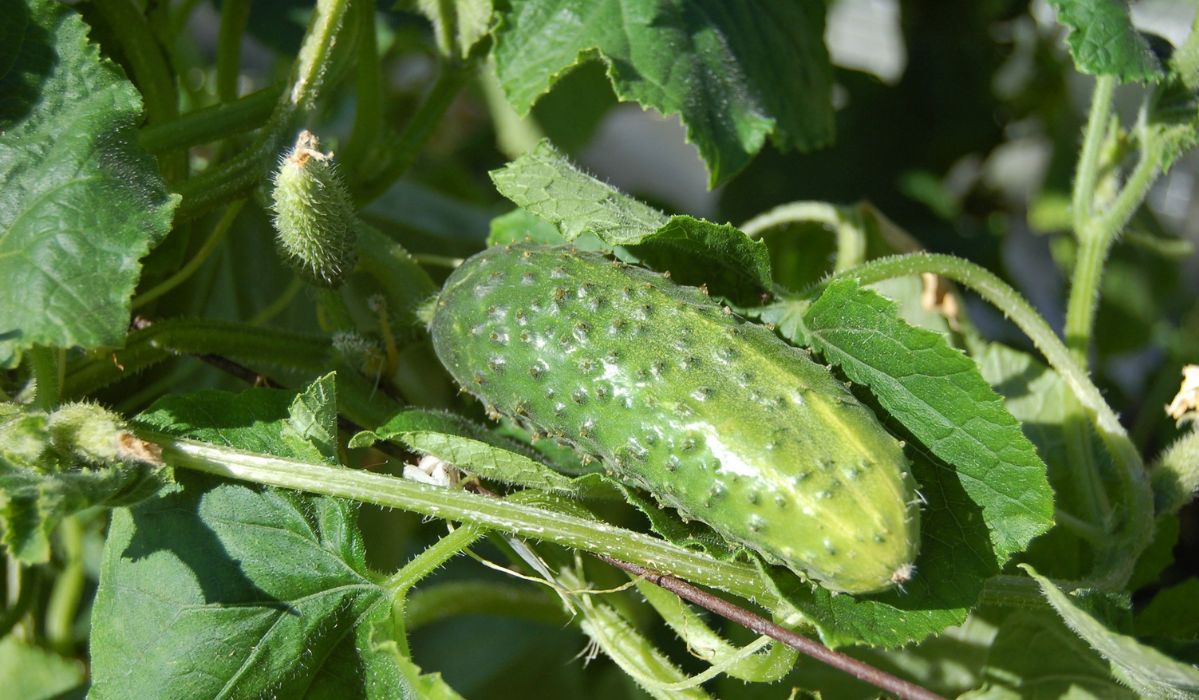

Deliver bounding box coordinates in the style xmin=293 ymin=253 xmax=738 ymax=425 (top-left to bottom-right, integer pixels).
xmin=411 ymin=0 xmax=493 ymax=58
xmin=283 ymin=372 xmax=339 ymax=463
xmin=492 ymin=0 xmax=833 ymax=185
xmin=349 ymin=408 xmax=585 ymax=494
xmin=1137 ymin=578 xmax=1199 ymax=641
xmin=490 ymin=142 xmax=773 ymax=302
xmin=488 ymin=208 xmax=568 ymax=246
xmin=0 ymin=0 xmax=179 ymax=364
xmin=91 ymin=382 xmax=453 ymax=698
xmin=962 ymin=609 xmax=1137 ymax=699
xmin=1047 ymin=0 xmax=1164 ymax=83
xmin=1025 ymin=564 xmax=1199 ymax=699
xmin=805 ymin=281 xmax=1054 ymax=563
xmin=626 ymin=216 xmax=772 ymax=305
xmin=974 ymin=341 xmax=1106 ymax=580
xmin=0 ymin=403 xmax=162 ymax=563
xmin=1148 ymin=12 xmax=1199 ymax=170
xmin=490 ymin=140 xmax=669 ymax=244
xmin=0 ymin=636 xmax=86 ymax=700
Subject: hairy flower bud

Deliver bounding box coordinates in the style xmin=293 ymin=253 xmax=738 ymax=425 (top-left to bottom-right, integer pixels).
xmin=271 ymin=130 xmax=357 ymax=288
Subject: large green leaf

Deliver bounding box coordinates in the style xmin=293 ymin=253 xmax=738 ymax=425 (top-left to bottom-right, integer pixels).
xmin=1025 ymin=565 xmax=1199 ymax=699
xmin=805 ymin=281 xmax=1054 ymax=562
xmin=962 ymin=609 xmax=1137 ymax=699
xmin=1047 ymin=0 xmax=1164 ymax=83
xmin=490 ymin=141 xmax=772 ymax=301
xmin=90 ymin=381 xmax=461 ymax=698
xmin=492 ymin=0 xmax=833 ymax=185
xmin=0 ymin=0 xmax=178 ymax=364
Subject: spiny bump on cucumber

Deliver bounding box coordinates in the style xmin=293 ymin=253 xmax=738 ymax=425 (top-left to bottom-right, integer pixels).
xmin=430 ymin=244 xmax=922 ymax=594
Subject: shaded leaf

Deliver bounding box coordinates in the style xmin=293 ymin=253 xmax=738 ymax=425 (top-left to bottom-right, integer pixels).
xmin=493 ymin=0 xmax=833 ymax=185
xmin=1025 ymin=564 xmax=1199 ymax=699
xmin=0 ymin=0 xmax=179 ymax=364
xmin=1148 ymin=11 xmax=1199 ymax=169
xmin=491 ymin=142 xmax=773 ymax=301
xmin=0 ymin=636 xmax=86 ymax=700
xmin=626 ymin=216 xmax=772 ymax=305
xmin=1137 ymin=578 xmax=1199 ymax=641
xmin=962 ymin=609 xmax=1136 ymax=699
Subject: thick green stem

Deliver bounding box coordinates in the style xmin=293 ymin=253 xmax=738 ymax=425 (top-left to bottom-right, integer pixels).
xmin=27 ymin=346 xmax=63 ymax=410
xmin=62 ymin=319 xmax=331 ymax=398
xmin=341 ymin=0 xmax=382 ymax=173
xmin=354 ymin=59 xmax=476 ymax=204
xmin=45 ymin=516 xmax=85 ymax=654
xmin=833 ymin=254 xmax=1152 ymax=590
xmin=216 ymin=0 xmax=252 ymax=101
xmin=132 ymin=200 xmax=247 ymax=309
xmin=92 ymin=0 xmax=178 ymax=126
xmin=1064 ymin=146 xmax=1161 ymax=361
xmin=147 ymin=433 xmax=769 ymax=602
xmin=174 ymin=0 xmax=352 ymax=222
xmin=139 ymin=85 xmax=282 ymax=154
xmin=1071 ymin=76 xmax=1116 ymax=235
xmin=385 ymin=526 xmax=484 ymax=656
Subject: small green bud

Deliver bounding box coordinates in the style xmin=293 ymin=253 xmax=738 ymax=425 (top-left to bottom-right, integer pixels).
xmin=47 ymin=402 xmax=126 ymax=464
xmin=271 ymin=130 xmax=357 ymax=288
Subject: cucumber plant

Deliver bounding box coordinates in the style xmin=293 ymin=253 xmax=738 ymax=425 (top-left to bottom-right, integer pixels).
xmin=2 ymin=0 xmax=1198 ymax=698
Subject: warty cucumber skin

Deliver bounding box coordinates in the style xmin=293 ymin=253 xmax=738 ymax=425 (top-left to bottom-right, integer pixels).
xmin=430 ymin=244 xmax=920 ymax=594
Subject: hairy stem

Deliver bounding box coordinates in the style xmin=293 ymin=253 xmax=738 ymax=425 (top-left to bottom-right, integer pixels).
xmin=1064 ymin=143 xmax=1161 ymax=361
xmin=354 ymin=58 xmax=476 ymax=204
xmin=92 ymin=0 xmax=178 ymax=126
xmin=340 ymin=0 xmax=382 ymax=173
xmin=139 ymin=85 xmax=282 ymax=154
xmin=216 ymin=0 xmax=252 ymax=101
xmin=1071 ymin=76 xmax=1116 ymax=236
xmin=739 ymin=201 xmax=866 ymax=271
xmin=45 ymin=516 xmax=86 ymax=654
xmin=27 ymin=346 xmax=63 ymax=410
xmin=145 ymin=433 xmax=769 ymax=602
xmin=599 ymin=556 xmax=943 ymax=700
xmin=174 ymin=0 xmax=351 ymax=221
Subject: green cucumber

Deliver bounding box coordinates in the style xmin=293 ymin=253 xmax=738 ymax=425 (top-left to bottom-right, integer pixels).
xmin=430 ymin=244 xmax=920 ymax=594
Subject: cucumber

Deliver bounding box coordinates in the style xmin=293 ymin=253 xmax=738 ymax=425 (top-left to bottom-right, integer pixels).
xmin=430 ymin=244 xmax=920 ymax=594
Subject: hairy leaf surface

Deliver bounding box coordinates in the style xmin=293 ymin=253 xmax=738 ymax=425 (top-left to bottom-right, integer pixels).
xmin=493 ymin=0 xmax=833 ymax=185
xmin=0 ymin=0 xmax=178 ymax=364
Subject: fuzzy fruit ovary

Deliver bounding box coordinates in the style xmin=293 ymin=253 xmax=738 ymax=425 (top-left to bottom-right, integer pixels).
xmin=430 ymin=244 xmax=921 ymax=594
xmin=270 ymin=131 xmax=357 ymax=288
